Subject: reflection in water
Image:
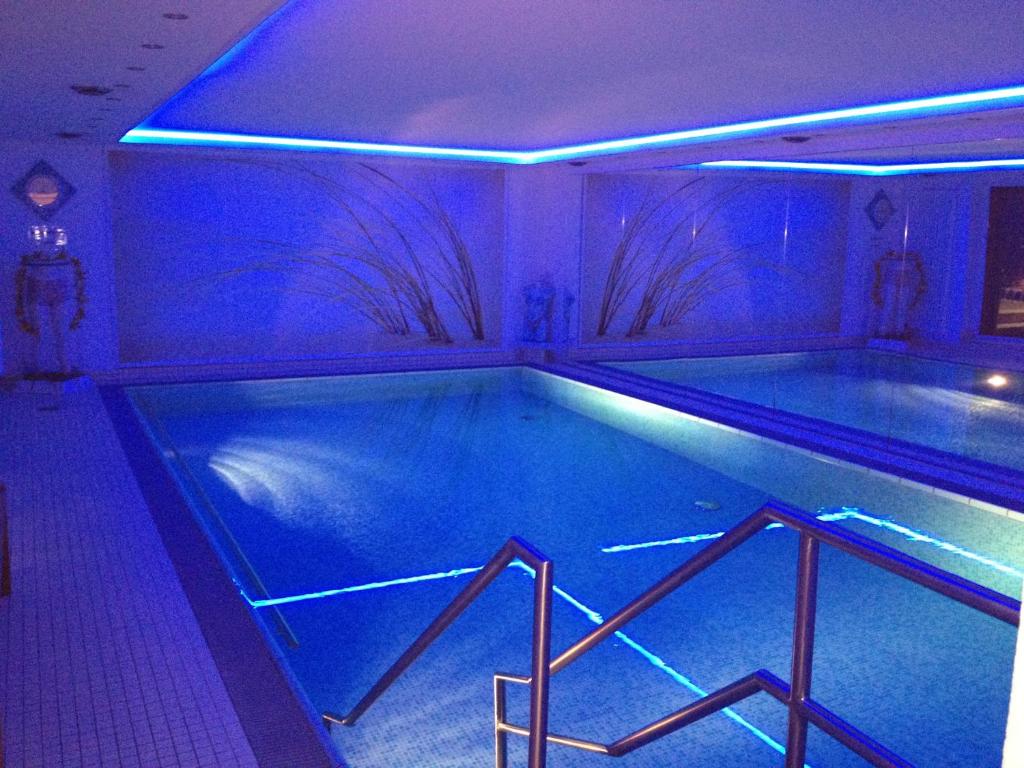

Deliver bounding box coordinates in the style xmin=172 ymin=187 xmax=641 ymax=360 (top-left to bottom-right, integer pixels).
xmin=865 ymin=380 xmax=1022 ymax=417
xmin=208 ymin=436 xmax=376 ymax=531
xmin=616 ymin=350 xmax=1024 ymax=468
xmin=204 ymin=386 xmax=491 ymax=540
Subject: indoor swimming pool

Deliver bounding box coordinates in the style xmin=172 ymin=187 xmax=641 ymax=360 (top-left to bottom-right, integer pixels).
xmin=608 ymin=348 xmax=1024 ymax=473
xmin=128 ymin=366 xmax=1023 ymax=767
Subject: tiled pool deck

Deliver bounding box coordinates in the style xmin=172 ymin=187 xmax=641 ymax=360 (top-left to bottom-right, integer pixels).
xmin=0 ymin=382 xmax=280 ymax=767
xmin=2 ymin=366 xmax=1022 ymax=767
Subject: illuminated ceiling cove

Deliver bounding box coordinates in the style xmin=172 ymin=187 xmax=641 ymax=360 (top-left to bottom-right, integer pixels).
xmin=121 ymin=0 xmax=1024 ymax=163
xmin=695 ymin=158 xmax=1024 ymax=176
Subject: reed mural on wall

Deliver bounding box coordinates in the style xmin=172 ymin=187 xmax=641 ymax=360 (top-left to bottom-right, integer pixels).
xmin=582 ymin=173 xmax=849 ymax=343
xmin=110 ymin=152 xmax=503 ymax=364
xmin=218 ymin=161 xmax=486 ymax=344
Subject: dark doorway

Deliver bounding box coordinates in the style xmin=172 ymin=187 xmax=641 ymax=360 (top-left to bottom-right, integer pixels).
xmin=981 ymin=187 xmax=1024 ymax=337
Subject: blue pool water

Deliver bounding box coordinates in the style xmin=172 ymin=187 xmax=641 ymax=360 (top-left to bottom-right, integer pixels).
xmin=610 ymin=349 xmax=1024 ymax=471
xmin=130 ymin=367 xmax=1023 ymax=767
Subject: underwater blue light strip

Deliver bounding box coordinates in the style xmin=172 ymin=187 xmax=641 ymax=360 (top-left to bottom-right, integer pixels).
xmin=695 ymin=158 xmax=1024 ymax=175
xmin=507 ymin=560 xmax=803 ymax=765
xmin=601 ymin=508 xmax=1024 ymax=581
xmin=245 ymin=556 xmax=800 ymax=758
xmin=246 ymin=565 xmax=484 ymax=608
xmin=840 ymin=508 xmax=1024 ymax=579
xmin=601 ymin=511 xmax=856 ymax=553
xmin=123 ymin=84 xmax=1024 ymax=164
xmin=250 ymin=507 xmax=1021 ymax=609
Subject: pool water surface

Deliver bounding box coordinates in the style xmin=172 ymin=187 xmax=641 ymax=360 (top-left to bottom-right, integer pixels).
xmin=130 ymin=367 xmax=1023 ymax=767
xmin=610 ymin=349 xmax=1024 ymax=472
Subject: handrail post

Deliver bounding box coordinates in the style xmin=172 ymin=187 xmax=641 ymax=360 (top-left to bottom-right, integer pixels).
xmin=494 ymin=676 xmax=509 ymax=768
xmin=528 ymin=560 xmax=553 ymax=768
xmin=786 ymin=533 xmax=820 ymax=768
xmin=1 ymin=484 xmax=10 ymax=598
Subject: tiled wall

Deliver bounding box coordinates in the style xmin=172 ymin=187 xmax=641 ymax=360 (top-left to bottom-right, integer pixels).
xmin=4 ymin=142 xmax=1024 ymax=375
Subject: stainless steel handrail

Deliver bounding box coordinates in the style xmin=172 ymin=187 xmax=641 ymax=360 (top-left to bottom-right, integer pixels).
xmin=323 ymin=537 xmax=554 ymax=768
xmin=493 ymin=501 xmax=1020 ymax=768
xmin=1 ymin=483 xmax=10 ymax=598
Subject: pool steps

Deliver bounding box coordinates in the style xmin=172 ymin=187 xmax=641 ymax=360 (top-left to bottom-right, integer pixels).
xmin=330 ymin=501 xmax=1018 ymax=768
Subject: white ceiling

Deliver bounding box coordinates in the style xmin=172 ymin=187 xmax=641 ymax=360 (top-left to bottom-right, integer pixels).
xmin=141 ymin=0 xmax=1024 ymax=151
xmin=1 ymin=0 xmax=1023 ymax=166
xmin=0 ymin=0 xmax=283 ymax=142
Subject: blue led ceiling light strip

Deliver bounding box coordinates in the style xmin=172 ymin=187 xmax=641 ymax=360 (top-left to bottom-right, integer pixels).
xmin=694 ymin=158 xmax=1024 ymax=176
xmin=120 ymin=128 xmax=530 ymax=163
xmin=122 ymin=84 xmax=1024 ymax=164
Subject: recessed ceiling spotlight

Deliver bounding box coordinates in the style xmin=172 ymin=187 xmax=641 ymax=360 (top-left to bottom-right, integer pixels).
xmin=162 ymin=12 xmax=189 ymax=20
xmin=141 ymin=42 xmax=166 ymax=50
xmin=781 ymin=135 xmax=812 ymax=143
xmin=568 ymin=160 xmax=587 ymax=167
xmin=105 ymin=96 xmax=122 ymax=102
xmin=126 ymin=66 xmax=145 ymax=71
xmin=56 ymin=131 xmax=84 ymax=139
xmin=114 ymin=83 xmax=131 ymax=88
xmin=70 ymin=84 xmax=112 ymax=96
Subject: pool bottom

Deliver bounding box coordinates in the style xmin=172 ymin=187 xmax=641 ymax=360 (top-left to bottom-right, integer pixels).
xmin=122 ymin=367 xmax=1023 ymax=768
xmin=262 ymin=505 xmax=1018 ymax=768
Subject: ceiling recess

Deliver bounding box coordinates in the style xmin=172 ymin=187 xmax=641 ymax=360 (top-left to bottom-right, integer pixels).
xmin=71 ymin=84 xmax=112 ymax=96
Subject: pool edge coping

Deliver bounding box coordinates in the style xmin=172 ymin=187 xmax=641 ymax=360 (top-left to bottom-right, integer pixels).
xmin=538 ymin=360 xmax=1024 ymax=519
xmin=99 ymin=384 xmax=345 ymax=768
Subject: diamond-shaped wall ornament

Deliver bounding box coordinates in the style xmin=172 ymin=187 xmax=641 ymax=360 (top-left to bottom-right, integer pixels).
xmin=11 ymin=160 xmax=76 ymax=220
xmin=864 ymin=189 xmax=895 ymax=231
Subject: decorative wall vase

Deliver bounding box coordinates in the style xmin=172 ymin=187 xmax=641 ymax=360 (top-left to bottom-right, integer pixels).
xmin=11 ymin=160 xmax=76 ymax=220
xmin=871 ymin=250 xmax=926 ymax=340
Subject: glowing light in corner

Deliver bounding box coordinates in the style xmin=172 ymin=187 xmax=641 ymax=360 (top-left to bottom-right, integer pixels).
xmin=987 ymin=374 xmax=1009 ymax=389
xmin=694 ymin=158 xmax=1024 ymax=176
xmin=122 ymin=84 xmax=1024 ymax=164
